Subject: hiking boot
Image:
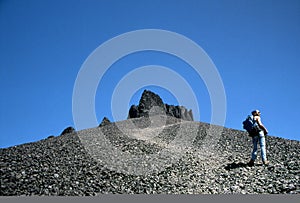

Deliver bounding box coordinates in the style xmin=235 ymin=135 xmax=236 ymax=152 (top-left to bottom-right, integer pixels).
xmin=248 ymin=159 xmax=255 ymax=167
xmin=263 ymin=160 xmax=270 ymax=165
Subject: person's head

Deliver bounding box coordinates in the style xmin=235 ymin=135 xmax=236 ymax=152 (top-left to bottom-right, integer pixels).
xmin=252 ymin=110 xmax=261 ymax=116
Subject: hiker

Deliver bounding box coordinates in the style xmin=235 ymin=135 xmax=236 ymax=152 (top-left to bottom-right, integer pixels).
xmin=248 ymin=110 xmax=269 ymax=166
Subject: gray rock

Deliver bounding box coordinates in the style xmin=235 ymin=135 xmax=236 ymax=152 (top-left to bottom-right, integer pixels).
xmin=60 ymin=126 xmax=75 ymax=135
xmin=165 ymin=104 xmax=193 ymax=121
xmin=0 ymin=116 xmax=299 ymax=195
xmin=128 ymin=90 xmax=193 ymax=121
xmin=99 ymin=117 xmax=111 ymax=127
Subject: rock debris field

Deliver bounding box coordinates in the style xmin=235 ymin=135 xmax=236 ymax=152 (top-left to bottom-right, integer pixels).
xmin=1 ymin=116 xmax=299 ymax=195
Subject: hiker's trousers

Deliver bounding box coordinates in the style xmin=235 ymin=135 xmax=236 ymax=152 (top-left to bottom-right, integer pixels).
xmin=251 ymin=131 xmax=267 ymax=162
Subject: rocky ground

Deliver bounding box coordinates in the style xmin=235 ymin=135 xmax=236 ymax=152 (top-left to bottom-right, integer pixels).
xmin=1 ymin=116 xmax=299 ymax=195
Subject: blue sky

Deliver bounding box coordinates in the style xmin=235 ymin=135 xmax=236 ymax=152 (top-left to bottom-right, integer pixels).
xmin=1 ymin=0 xmax=300 ymax=148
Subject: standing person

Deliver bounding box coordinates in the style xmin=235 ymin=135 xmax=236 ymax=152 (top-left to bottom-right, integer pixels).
xmin=248 ymin=110 xmax=269 ymax=166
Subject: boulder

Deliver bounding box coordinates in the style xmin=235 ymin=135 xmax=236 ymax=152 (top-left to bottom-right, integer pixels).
xmin=60 ymin=126 xmax=76 ymax=135
xmin=99 ymin=117 xmax=111 ymax=127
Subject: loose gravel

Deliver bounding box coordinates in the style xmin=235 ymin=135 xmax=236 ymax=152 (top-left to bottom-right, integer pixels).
xmin=1 ymin=116 xmax=299 ymax=195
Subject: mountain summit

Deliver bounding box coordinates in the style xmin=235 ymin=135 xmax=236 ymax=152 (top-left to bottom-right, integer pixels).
xmin=128 ymin=90 xmax=193 ymax=121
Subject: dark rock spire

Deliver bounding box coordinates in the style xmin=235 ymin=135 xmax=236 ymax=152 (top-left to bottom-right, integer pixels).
xmin=128 ymin=90 xmax=193 ymax=121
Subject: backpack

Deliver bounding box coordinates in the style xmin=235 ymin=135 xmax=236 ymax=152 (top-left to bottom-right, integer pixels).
xmin=243 ymin=115 xmax=260 ymax=137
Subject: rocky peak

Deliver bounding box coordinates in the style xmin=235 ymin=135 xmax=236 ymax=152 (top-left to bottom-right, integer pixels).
xmin=60 ymin=126 xmax=76 ymax=135
xmin=99 ymin=117 xmax=111 ymax=127
xmin=128 ymin=90 xmax=193 ymax=121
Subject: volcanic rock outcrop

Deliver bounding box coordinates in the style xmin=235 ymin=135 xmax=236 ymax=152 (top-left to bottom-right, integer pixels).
xmin=60 ymin=126 xmax=75 ymax=135
xmin=128 ymin=90 xmax=193 ymax=121
xmin=98 ymin=117 xmax=111 ymax=127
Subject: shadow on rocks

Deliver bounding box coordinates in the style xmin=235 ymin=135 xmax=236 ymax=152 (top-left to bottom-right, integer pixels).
xmin=224 ymin=162 xmax=249 ymax=170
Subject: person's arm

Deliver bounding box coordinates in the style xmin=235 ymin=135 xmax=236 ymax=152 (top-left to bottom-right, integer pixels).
xmin=256 ymin=116 xmax=268 ymax=135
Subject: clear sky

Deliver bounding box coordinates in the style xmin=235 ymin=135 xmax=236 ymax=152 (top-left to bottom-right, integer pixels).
xmin=1 ymin=0 xmax=300 ymax=148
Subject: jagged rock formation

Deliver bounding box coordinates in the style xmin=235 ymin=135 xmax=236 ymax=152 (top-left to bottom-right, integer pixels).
xmin=0 ymin=116 xmax=299 ymax=195
xmin=60 ymin=126 xmax=76 ymax=135
xmin=128 ymin=90 xmax=193 ymax=121
xmin=99 ymin=117 xmax=111 ymax=127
